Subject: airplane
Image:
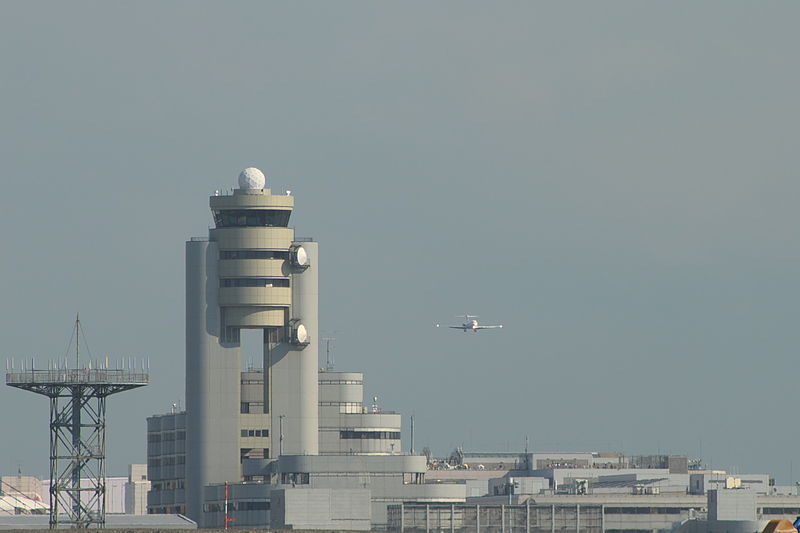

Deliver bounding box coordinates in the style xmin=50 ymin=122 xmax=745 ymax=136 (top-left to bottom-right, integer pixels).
xmin=436 ymin=315 xmax=504 ymax=333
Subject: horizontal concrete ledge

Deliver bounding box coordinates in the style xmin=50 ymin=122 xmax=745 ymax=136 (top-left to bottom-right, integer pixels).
xmin=0 ymin=530 xmax=386 ymax=533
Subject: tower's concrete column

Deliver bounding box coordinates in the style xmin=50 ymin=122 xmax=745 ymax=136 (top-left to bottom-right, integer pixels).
xmin=293 ymin=241 xmax=319 ymax=455
xmin=265 ymin=241 xmax=319 ymax=457
xmin=185 ymin=240 xmax=241 ymax=525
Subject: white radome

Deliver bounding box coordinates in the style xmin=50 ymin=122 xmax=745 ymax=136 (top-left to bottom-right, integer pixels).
xmin=238 ymin=167 xmax=266 ymax=189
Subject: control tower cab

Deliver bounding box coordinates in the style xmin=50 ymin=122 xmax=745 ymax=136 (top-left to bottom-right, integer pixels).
xmin=185 ymin=167 xmax=318 ymax=522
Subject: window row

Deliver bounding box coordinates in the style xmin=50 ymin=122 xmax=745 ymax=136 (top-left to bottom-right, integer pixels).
xmin=147 ymin=430 xmax=185 ymax=443
xmin=148 ymin=455 xmax=186 ymax=467
xmin=221 ymin=278 xmax=290 ymax=288
xmin=213 ymin=210 xmax=291 ymax=228
xmin=319 ymin=380 xmax=363 ymax=385
xmin=281 ymin=472 xmax=310 ymax=485
xmin=241 ymin=429 xmax=269 ymax=438
xmin=604 ymin=507 xmax=686 ymax=515
xmin=221 ymin=250 xmax=290 ymax=260
xmin=151 ymin=479 xmax=185 ymax=491
xmin=204 ymin=501 xmax=270 ymax=513
xmin=240 ymin=401 xmax=264 ymax=414
xmin=340 ymin=430 xmax=400 ymax=440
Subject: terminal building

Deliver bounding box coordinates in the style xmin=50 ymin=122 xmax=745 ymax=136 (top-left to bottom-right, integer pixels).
xmin=415 ymin=452 xmax=800 ymax=533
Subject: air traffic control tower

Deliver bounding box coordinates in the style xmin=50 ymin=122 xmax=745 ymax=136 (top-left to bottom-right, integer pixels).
xmin=185 ymin=168 xmax=318 ymax=522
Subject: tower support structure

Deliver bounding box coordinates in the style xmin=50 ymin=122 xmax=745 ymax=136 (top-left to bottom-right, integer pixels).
xmin=6 ymin=368 xmax=148 ymax=528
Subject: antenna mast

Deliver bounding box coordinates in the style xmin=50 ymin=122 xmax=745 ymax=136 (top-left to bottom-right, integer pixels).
xmin=322 ymin=337 xmax=335 ymax=371
xmin=75 ymin=313 xmax=80 ymax=369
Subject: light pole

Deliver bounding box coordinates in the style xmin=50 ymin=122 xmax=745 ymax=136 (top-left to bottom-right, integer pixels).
xmin=279 ymin=415 xmax=285 ymax=456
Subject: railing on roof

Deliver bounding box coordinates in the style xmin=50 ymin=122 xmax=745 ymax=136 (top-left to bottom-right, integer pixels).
xmin=6 ymin=369 xmax=149 ymax=385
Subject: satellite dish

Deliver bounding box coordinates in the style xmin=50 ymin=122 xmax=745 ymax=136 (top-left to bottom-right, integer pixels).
xmin=291 ymin=244 xmax=310 ymax=268
xmin=295 ymin=324 xmax=308 ymax=344
xmin=295 ymin=246 xmax=308 ymax=266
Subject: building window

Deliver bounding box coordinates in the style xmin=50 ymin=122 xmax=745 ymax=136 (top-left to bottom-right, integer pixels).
xmin=280 ymin=472 xmax=309 ymax=485
xmin=241 ymin=403 xmax=250 ymax=414
xmin=340 ymin=430 xmax=401 ymax=440
xmin=239 ymin=501 xmax=270 ymax=511
xmin=605 ymin=507 xmax=688 ymax=515
xmin=220 ymin=250 xmax=290 ymax=260
xmin=213 ymin=210 xmax=292 ymax=228
xmin=763 ymin=508 xmax=800 ymax=515
xmin=221 ymin=278 xmax=290 ymax=288
xmin=242 ymin=429 xmax=269 ymax=438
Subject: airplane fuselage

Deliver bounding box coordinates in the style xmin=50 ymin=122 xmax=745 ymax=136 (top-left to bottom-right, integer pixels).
xmin=438 ymin=315 xmax=502 ymax=332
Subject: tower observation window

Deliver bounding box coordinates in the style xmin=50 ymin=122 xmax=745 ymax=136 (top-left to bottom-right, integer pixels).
xmin=221 ymin=278 xmax=290 ymax=288
xmin=220 ymin=250 xmax=290 ymax=260
xmin=213 ymin=210 xmax=291 ymax=227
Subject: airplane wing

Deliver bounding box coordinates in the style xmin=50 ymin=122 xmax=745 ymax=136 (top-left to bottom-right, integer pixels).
xmin=475 ymin=325 xmax=503 ymax=330
xmin=435 ymin=324 xmax=466 ymax=330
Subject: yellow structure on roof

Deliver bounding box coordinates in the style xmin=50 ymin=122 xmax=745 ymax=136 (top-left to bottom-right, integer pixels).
xmin=763 ymin=519 xmax=798 ymax=533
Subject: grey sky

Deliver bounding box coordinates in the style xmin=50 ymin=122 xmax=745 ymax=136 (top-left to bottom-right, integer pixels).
xmin=1 ymin=2 xmax=799 ymax=480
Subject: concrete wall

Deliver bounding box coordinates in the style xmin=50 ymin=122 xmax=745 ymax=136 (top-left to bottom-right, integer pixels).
xmin=185 ymin=239 xmax=241 ymax=525
xmin=125 ymin=480 xmax=151 ymax=515
xmin=280 ymin=240 xmax=319 ymax=456
xmin=709 ymin=489 xmax=757 ymax=521
xmin=271 ymin=488 xmax=371 ymax=531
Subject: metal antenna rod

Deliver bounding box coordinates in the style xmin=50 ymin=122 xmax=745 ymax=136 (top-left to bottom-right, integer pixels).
xmin=410 ymin=415 xmax=414 ymax=455
xmin=322 ymin=337 xmax=335 ymax=371
xmin=75 ymin=313 xmax=80 ymax=369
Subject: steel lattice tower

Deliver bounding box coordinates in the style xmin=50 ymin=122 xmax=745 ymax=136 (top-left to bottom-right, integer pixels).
xmin=6 ymin=317 xmax=148 ymax=529
xmin=7 ymin=368 xmax=148 ymax=528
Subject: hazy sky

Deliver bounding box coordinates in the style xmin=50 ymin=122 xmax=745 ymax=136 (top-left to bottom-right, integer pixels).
xmin=1 ymin=2 xmax=799 ymax=481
